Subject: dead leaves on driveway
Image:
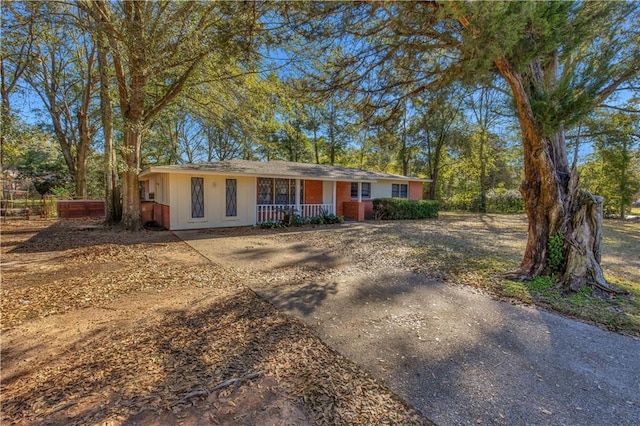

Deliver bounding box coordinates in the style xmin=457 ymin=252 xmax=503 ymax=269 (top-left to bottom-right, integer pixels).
xmin=1 ymin=220 xmax=428 ymax=425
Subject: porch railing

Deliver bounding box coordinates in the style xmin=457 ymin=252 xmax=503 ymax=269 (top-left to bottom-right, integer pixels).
xmin=256 ymin=204 xmax=334 ymax=223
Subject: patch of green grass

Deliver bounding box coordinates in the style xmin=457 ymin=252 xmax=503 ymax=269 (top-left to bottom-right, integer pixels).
xmin=527 ymin=276 xmax=556 ymax=294
xmin=398 ymin=213 xmax=639 ymax=336
xmin=488 ymin=276 xmax=640 ymax=335
xmin=502 ymin=281 xmax=531 ymax=302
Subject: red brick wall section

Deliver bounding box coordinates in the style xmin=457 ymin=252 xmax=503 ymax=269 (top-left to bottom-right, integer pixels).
xmin=363 ymin=200 xmax=374 ymax=219
xmin=152 ymin=203 xmax=170 ymax=229
xmin=161 ymin=204 xmax=170 ymax=230
xmin=304 ymin=180 xmax=324 ymax=204
xmin=141 ymin=201 xmax=154 ymax=223
xmin=409 ymin=181 xmax=424 ymax=200
xmin=153 ymin=203 xmax=162 ymax=224
xmin=336 ymin=181 xmax=352 ymax=216
xmin=343 ymin=201 xmax=365 ymax=221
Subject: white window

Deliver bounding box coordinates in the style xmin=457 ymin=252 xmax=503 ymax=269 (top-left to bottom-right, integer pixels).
xmin=392 ymin=183 xmax=408 ymax=198
xmin=257 ymin=177 xmax=296 ymax=205
xmin=351 ymin=182 xmax=371 ymax=199
xmin=361 ymin=182 xmax=371 ymax=198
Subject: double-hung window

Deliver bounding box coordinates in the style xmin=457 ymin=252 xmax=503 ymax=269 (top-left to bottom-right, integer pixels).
xmin=392 ymin=183 xmax=408 ymax=198
xmin=351 ymin=182 xmax=358 ymax=198
xmin=351 ymin=182 xmax=371 ymax=199
xmin=361 ymin=182 xmax=371 ymax=198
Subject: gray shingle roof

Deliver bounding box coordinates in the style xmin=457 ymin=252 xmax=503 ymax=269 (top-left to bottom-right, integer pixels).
xmin=140 ymin=160 xmax=430 ymax=182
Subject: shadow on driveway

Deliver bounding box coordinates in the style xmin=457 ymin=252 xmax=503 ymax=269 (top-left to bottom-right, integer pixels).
xmin=178 ymin=225 xmax=640 ymax=425
xmin=256 ymin=270 xmax=640 ymax=425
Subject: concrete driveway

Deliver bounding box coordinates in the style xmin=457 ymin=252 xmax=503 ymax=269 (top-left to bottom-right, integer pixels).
xmin=177 ymin=228 xmax=640 ymax=425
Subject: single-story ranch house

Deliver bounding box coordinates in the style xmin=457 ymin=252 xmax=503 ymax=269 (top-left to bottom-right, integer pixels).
xmin=139 ymin=160 xmax=431 ymax=230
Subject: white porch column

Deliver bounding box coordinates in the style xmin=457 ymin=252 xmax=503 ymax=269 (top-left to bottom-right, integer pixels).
xmin=295 ymin=179 xmax=301 ymax=213
xmin=253 ymin=177 xmax=258 ymax=224
xmin=357 ymin=182 xmax=362 ymax=202
xmin=332 ymin=181 xmax=337 ymax=214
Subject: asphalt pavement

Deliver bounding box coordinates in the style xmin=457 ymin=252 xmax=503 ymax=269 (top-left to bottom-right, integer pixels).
xmin=254 ymin=270 xmax=640 ymax=425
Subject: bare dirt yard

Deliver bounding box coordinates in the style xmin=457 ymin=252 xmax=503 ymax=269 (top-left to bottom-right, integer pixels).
xmin=1 ymin=219 xmax=428 ymax=425
xmin=2 ymin=213 xmax=638 ymax=425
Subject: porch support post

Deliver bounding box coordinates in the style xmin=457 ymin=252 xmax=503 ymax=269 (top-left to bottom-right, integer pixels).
xmin=332 ymin=181 xmax=337 ymax=215
xmin=253 ymin=177 xmax=258 ymax=224
xmin=358 ymin=182 xmax=362 ymax=202
xmin=295 ymin=179 xmax=301 ymax=213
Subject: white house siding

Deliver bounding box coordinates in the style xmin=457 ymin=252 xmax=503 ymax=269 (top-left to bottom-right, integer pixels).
xmin=147 ymin=174 xmax=169 ymax=205
xmin=322 ymin=181 xmax=334 ymax=205
xmin=168 ymin=173 xmax=256 ymax=230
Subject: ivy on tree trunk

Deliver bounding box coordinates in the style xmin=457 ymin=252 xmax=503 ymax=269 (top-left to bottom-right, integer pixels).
xmin=496 ymin=58 xmax=621 ymax=293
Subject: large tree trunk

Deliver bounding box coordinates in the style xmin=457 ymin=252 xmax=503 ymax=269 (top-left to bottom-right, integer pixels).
xmin=496 ymin=58 xmax=619 ymax=293
xmin=562 ymin=190 xmax=614 ymax=292
xmin=75 ymin=109 xmax=90 ymax=199
xmin=120 ymin=124 xmax=142 ymax=230
xmin=96 ymin=31 xmax=121 ymax=223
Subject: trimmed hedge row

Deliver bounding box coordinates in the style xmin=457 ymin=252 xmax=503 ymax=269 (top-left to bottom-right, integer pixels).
xmin=372 ymin=198 xmax=440 ymax=220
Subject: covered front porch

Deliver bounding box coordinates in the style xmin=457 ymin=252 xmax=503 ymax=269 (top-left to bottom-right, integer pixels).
xmin=254 ymin=177 xmax=373 ymax=224
xmin=254 ymin=177 xmax=337 ymax=223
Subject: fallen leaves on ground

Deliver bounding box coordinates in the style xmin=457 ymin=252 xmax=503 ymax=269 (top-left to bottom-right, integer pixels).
xmin=1 ymin=219 xmax=429 ymax=425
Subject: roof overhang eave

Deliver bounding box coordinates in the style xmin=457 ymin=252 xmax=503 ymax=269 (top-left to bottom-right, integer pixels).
xmin=139 ymin=166 xmax=433 ymax=183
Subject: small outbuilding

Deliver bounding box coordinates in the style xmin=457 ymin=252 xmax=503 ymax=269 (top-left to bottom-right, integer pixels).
xmin=139 ymin=160 xmax=430 ymax=230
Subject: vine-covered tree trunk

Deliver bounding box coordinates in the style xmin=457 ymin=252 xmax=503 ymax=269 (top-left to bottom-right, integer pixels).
xmin=496 ymin=57 xmax=619 ymax=293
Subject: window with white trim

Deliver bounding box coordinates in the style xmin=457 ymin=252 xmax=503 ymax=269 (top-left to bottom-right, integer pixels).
xmin=361 ymin=182 xmax=371 ymax=198
xmin=351 ymin=182 xmax=372 ymax=199
xmin=351 ymin=182 xmax=358 ymax=198
xmin=257 ymin=177 xmax=296 ymax=205
xmin=225 ymin=179 xmax=237 ymax=217
xmin=391 ymin=183 xmax=408 ymax=198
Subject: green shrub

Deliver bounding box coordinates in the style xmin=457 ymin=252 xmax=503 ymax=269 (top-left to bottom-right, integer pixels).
xmin=443 ymin=189 xmax=524 ymax=213
xmin=372 ymin=198 xmax=439 ymax=220
xmin=289 ymin=214 xmax=308 ymax=226
xmin=308 ymin=210 xmax=344 ymax=225
xmin=258 ymin=220 xmax=286 ymax=229
xmin=440 ymin=193 xmax=474 ymax=211
xmin=470 ymin=189 xmax=525 ymax=213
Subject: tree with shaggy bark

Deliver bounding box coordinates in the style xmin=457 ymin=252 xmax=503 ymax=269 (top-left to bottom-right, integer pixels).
xmin=286 ymin=1 xmax=640 ymax=291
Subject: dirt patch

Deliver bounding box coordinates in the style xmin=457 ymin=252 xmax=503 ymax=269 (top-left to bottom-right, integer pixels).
xmin=1 ymin=219 xmax=428 ymax=425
